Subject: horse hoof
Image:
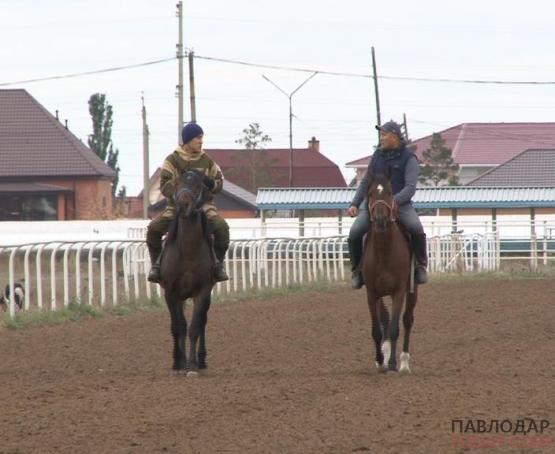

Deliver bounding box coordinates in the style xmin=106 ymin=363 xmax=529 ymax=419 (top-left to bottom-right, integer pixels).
xmin=375 ymin=362 xmax=388 ymax=373
xmin=399 ymin=352 xmax=411 ymax=374
xmin=186 ymin=370 xmax=199 ymax=378
xmin=381 ymin=341 xmax=391 ymax=366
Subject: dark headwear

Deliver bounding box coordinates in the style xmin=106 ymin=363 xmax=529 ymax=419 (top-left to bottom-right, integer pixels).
xmin=375 ymin=120 xmax=404 ymax=140
xmin=181 ymin=122 xmax=204 ymax=144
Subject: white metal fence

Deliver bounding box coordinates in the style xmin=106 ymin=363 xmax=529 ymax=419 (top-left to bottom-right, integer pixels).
xmin=0 ymin=237 xmax=347 ymax=317
xmin=2 ymin=219 xmax=555 ymax=317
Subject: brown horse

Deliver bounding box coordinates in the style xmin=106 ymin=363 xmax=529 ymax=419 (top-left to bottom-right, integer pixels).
xmin=160 ymin=169 xmax=216 ymax=376
xmin=361 ymin=171 xmax=417 ymax=373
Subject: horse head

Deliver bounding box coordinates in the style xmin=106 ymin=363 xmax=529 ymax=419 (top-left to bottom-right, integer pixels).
xmin=367 ymin=170 xmax=397 ymax=232
xmin=173 ymin=169 xmax=207 ymax=218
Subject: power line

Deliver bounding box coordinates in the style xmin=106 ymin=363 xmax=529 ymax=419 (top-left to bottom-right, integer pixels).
xmin=4 ymin=53 xmax=555 ymax=88
xmin=0 ymin=57 xmax=175 ymax=87
xmin=194 ymin=54 xmax=555 ymax=85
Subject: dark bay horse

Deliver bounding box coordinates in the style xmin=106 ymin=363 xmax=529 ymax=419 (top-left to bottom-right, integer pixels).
xmin=160 ymin=169 xmax=216 ymax=376
xmin=361 ymin=171 xmax=417 ymax=373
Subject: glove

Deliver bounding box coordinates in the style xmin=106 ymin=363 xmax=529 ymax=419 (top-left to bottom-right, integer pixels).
xmin=203 ymin=175 xmax=215 ymax=190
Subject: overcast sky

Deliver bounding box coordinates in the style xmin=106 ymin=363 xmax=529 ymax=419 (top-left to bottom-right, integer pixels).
xmin=2 ymin=0 xmax=555 ymax=195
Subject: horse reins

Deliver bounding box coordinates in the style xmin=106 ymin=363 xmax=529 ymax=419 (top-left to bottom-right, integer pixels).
xmin=173 ymin=171 xmax=205 ymax=211
xmin=369 ymin=198 xmax=397 ymax=223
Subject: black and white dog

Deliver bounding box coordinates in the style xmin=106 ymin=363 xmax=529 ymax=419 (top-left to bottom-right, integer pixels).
xmin=0 ymin=283 xmax=24 ymax=312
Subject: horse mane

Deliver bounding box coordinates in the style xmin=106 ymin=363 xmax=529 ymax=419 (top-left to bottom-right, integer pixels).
xmin=367 ymin=172 xmax=392 ymax=199
xmin=165 ymin=169 xmax=211 ymax=246
xmin=165 ymin=208 xmax=211 ymax=245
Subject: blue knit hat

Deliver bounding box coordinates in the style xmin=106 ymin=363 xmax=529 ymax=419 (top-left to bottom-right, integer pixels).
xmin=375 ymin=120 xmax=403 ymax=139
xmin=181 ymin=122 xmax=204 ymax=144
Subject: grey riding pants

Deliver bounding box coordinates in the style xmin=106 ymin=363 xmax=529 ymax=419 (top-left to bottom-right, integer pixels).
xmin=349 ymin=202 xmax=425 ymax=241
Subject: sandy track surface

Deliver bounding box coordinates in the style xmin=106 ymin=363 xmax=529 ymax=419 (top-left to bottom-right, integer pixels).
xmin=1 ymin=278 xmax=554 ymax=453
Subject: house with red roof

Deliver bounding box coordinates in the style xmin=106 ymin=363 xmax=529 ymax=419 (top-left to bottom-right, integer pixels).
xmin=346 ymin=122 xmax=555 ymax=186
xmin=143 ymin=137 xmax=346 ymax=218
xmin=205 ymin=137 xmax=346 ymax=191
xmin=0 ymin=89 xmax=115 ymax=221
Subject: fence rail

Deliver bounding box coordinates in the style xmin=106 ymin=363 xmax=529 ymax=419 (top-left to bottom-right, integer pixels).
xmin=0 ymin=238 xmax=347 ymax=317
xmin=2 ymin=222 xmax=555 ymax=317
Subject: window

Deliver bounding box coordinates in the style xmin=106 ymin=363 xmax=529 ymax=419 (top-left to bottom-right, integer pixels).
xmin=0 ymin=195 xmax=58 ymax=221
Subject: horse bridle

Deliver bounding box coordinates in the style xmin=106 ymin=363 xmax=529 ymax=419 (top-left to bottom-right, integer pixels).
xmin=173 ymin=172 xmax=204 ymax=211
xmin=369 ymin=198 xmax=397 ymax=223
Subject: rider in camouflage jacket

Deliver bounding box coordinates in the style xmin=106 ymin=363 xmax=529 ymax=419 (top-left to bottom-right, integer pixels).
xmin=146 ymin=122 xmax=230 ymax=283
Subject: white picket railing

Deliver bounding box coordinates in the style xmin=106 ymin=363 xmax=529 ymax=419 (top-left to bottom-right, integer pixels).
xmin=2 ymin=222 xmax=555 ymax=317
xmin=429 ymin=233 xmax=499 ymax=273
xmin=0 ymin=237 xmax=348 ymax=317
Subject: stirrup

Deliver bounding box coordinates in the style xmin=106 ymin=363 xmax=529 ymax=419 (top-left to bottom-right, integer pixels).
xmin=351 ymin=270 xmax=363 ymax=289
xmin=214 ymin=264 xmax=229 ymax=282
xmin=147 ymin=250 xmax=163 ymax=283
xmin=415 ymin=266 xmax=428 ymax=285
xmin=148 ymin=265 xmax=161 ymax=283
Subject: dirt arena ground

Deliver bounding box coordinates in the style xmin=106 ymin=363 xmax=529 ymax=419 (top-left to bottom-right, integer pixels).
xmin=1 ymin=277 xmax=554 ymax=454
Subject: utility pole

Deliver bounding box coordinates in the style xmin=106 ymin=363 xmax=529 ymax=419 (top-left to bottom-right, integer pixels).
xmin=403 ymin=113 xmax=409 ymax=140
xmin=188 ymin=50 xmax=197 ymax=122
xmin=371 ymin=46 xmax=381 ymax=140
xmin=261 ymin=72 xmax=318 ymax=187
xmin=141 ymin=93 xmax=150 ymax=220
xmin=176 ymin=1 xmax=184 ymax=143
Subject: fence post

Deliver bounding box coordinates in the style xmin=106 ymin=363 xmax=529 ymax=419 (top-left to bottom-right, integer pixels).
xmin=8 ymin=247 xmax=19 ymax=317
xmin=23 ymin=246 xmax=32 ymax=310
xmin=543 ymin=220 xmax=548 ymax=266
xmin=49 ymin=243 xmax=62 ymax=310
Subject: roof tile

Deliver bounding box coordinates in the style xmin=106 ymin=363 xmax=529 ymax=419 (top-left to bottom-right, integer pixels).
xmin=0 ymin=89 xmax=115 ymax=178
xmin=345 ymin=122 xmax=555 ymax=168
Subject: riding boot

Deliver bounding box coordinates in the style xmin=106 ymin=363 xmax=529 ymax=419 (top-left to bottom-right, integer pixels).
xmin=347 ymin=237 xmax=364 ymax=289
xmin=412 ymin=233 xmax=428 ymax=285
xmin=214 ymin=247 xmax=229 ymax=282
xmin=147 ymin=247 xmax=163 ymax=284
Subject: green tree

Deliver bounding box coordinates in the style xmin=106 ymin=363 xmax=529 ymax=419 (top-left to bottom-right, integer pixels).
xmin=418 ymin=132 xmax=459 ymax=186
xmin=88 ymin=93 xmax=120 ymax=195
xmin=117 ymin=185 xmax=127 ymax=199
xmin=231 ymin=123 xmax=276 ymax=193
xmin=235 ymin=122 xmax=272 ymax=150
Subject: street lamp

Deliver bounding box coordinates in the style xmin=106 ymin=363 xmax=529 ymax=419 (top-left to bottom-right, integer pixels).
xmin=261 ymin=72 xmax=318 ymax=187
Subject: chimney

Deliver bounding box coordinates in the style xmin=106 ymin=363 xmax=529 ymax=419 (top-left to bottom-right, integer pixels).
xmin=55 ymin=110 xmax=59 ymax=121
xmin=308 ymin=136 xmax=319 ymax=152
xmin=64 ymin=119 xmax=68 ymax=130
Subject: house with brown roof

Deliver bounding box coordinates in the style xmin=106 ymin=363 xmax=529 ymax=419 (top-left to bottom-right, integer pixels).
xmin=0 ymin=89 xmax=115 ymax=220
xmin=145 ymin=176 xmax=258 ymax=219
xmin=466 ymin=148 xmax=555 ymax=187
xmin=346 ymin=122 xmax=555 ymax=186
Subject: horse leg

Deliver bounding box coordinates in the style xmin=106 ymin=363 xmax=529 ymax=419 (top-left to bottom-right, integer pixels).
xmin=378 ymin=298 xmax=391 ymax=367
xmin=187 ymin=291 xmax=210 ymax=376
xmin=400 ymin=286 xmax=418 ymax=374
xmin=366 ymin=289 xmax=385 ymax=372
xmin=198 ymin=292 xmax=212 ymax=370
xmin=166 ymin=294 xmax=187 ymax=371
xmin=387 ymin=290 xmax=406 ymax=372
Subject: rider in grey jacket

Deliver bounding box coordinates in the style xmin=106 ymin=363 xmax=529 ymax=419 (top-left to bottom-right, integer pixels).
xmin=348 ymin=120 xmax=428 ymax=289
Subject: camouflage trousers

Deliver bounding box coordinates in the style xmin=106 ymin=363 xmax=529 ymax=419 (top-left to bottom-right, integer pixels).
xmin=146 ymin=201 xmax=230 ymax=263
